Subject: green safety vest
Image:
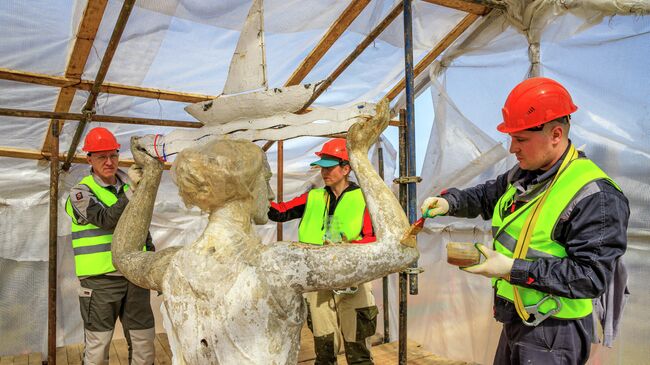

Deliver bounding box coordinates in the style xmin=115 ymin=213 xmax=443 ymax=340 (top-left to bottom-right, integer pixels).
xmin=65 ymin=175 xmax=132 ymax=277
xmin=491 ymin=158 xmax=620 ymax=320
xmin=298 ymin=188 xmax=366 ymax=245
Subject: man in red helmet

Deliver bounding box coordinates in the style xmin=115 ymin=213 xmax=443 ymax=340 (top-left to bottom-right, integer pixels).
xmin=65 ymin=127 xmax=156 ymax=365
xmin=421 ymin=77 xmax=629 ymax=364
xmin=268 ymin=138 xmax=378 ymax=365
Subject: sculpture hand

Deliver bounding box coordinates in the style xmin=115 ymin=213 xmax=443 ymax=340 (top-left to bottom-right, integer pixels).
xmin=130 ymin=136 xmax=163 ymax=171
xmin=347 ymin=98 xmax=390 ymax=154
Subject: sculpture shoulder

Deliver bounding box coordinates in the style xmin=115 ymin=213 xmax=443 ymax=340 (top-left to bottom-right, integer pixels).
xmin=258 ymin=241 xmax=309 ymax=288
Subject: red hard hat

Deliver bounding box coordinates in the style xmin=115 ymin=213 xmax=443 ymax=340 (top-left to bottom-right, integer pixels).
xmin=315 ymin=138 xmax=349 ymax=161
xmin=82 ymin=127 xmax=120 ymax=152
xmin=498 ymin=77 xmax=578 ymax=133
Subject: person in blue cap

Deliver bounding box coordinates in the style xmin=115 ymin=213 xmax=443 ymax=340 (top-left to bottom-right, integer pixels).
xmin=268 ymin=138 xmax=378 ymax=365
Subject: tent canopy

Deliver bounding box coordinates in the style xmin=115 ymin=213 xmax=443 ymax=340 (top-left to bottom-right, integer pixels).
xmin=1 ymin=1 xmax=648 ymax=364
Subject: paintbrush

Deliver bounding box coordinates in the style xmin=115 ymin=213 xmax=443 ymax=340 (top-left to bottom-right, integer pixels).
xmin=399 ymin=210 xmax=430 ymax=247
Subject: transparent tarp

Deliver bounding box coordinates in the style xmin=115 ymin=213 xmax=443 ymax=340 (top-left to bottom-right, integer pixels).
xmin=0 ymin=0 xmax=648 ymax=363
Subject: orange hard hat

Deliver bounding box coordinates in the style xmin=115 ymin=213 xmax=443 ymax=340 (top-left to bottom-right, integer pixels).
xmin=498 ymin=77 xmax=578 ymax=133
xmin=82 ymin=127 xmax=120 ymax=152
xmin=315 ymin=138 xmax=349 ymax=162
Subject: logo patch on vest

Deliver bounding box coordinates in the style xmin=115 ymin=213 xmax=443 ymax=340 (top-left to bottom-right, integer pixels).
xmin=75 ymin=192 xmax=83 ymax=201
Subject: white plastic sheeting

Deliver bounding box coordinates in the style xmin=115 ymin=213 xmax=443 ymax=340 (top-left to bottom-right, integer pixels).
xmin=1 ymin=0 xmax=649 ymax=364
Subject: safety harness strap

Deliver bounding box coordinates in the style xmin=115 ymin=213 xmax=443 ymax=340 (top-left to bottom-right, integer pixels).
xmin=511 ymin=144 xmax=578 ymax=323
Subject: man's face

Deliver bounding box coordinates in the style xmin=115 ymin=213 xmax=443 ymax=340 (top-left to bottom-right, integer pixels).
xmin=320 ymin=164 xmax=350 ymax=187
xmin=87 ymin=149 xmax=119 ymax=183
xmin=508 ymin=124 xmax=559 ymax=171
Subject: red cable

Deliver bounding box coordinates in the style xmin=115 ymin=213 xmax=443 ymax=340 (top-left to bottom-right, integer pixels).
xmin=152 ymin=134 xmax=165 ymax=162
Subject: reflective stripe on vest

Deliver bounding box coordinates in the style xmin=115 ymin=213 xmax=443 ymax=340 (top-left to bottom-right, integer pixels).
xmin=490 ymin=158 xmax=620 ymax=320
xmin=298 ymin=188 xmax=366 ymax=245
xmin=65 ymin=175 xmax=130 ymax=277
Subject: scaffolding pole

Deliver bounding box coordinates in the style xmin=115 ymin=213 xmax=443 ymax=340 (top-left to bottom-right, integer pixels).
xmin=377 ymin=141 xmax=390 ymax=343
xmin=276 ymin=141 xmax=284 ymax=241
xmin=398 ymin=109 xmax=409 ymax=364
xmin=47 ymin=122 xmax=60 ymax=365
xmin=399 ymin=0 xmax=419 ymax=362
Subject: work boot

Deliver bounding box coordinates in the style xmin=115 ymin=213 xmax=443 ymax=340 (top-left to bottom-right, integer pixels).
xmin=343 ymin=339 xmax=374 ymax=365
xmin=313 ymin=333 xmax=338 ymax=365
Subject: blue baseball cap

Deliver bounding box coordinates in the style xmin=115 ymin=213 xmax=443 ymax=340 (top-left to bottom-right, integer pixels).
xmin=310 ymin=156 xmax=342 ymax=168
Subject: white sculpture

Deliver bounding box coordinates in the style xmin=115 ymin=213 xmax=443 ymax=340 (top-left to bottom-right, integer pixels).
xmin=111 ymin=100 xmax=419 ymax=364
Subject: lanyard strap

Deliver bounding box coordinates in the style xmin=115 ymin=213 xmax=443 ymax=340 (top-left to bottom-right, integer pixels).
xmin=511 ymin=144 xmax=578 ymax=322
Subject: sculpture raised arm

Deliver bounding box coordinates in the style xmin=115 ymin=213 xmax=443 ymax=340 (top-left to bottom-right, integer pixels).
xmin=262 ymin=99 xmax=419 ymax=293
xmin=111 ymin=140 xmax=181 ymax=291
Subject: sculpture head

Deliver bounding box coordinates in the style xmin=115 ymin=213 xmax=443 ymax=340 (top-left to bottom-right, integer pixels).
xmin=172 ymin=139 xmax=274 ymax=223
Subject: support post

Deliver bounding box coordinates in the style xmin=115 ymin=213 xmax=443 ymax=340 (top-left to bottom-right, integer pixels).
xmin=47 ymin=121 xmax=60 ymax=365
xmin=398 ymin=109 xmax=409 ymax=364
xmin=377 ymin=141 xmax=390 ymax=343
xmin=276 ymin=140 xmax=284 ymax=241
xmin=403 ymin=0 xmax=420 ymax=298
xmin=62 ymin=0 xmax=136 ymax=171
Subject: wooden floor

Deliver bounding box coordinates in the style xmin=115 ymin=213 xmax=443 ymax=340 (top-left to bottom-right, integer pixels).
xmin=0 ymin=327 xmax=473 ymax=365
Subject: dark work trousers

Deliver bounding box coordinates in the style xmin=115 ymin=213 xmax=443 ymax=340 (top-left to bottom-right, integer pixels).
xmin=493 ymin=316 xmax=593 ymax=365
xmin=79 ymin=275 xmax=155 ymax=365
xmin=305 ymin=281 xmax=378 ymax=365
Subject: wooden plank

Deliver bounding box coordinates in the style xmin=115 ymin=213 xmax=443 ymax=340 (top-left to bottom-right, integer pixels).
xmin=156 ymin=333 xmax=173 ymax=359
xmin=385 ymin=13 xmax=480 ymax=101
xmin=27 ymin=352 xmax=41 ymax=365
xmin=296 ymin=338 xmax=471 ymax=364
xmin=55 ymin=346 xmax=68 ymax=365
xmin=297 ymin=325 xmax=316 ymax=363
xmin=0 ymin=68 xmax=215 ymax=104
xmin=42 ymin=0 xmax=109 ymax=153
xmin=0 ymin=337 xmax=471 ymax=365
xmin=0 ymin=68 xmax=73 ymax=88
xmin=153 ymin=335 xmax=171 ymax=365
xmin=109 ymin=342 xmax=120 ymax=365
xmin=352 ymin=340 xmax=428 ymax=363
xmin=66 ymin=0 xmax=109 ymax=79
xmin=285 ymin=0 xmax=371 ymax=86
xmin=45 ymin=87 xmax=76 ymax=155
xmin=0 ymin=146 xmax=173 ymax=170
xmin=86 ymin=81 xmax=213 ymax=103
xmin=421 ymin=0 xmax=490 ymax=15
xmin=0 ymin=107 xmax=203 ymax=129
xmin=66 ymin=342 xmax=82 ymax=365
xmin=409 ymin=354 xmax=475 ymax=364
xmin=11 ymin=354 xmax=27 ymax=365
xmin=112 ymin=339 xmax=129 ymax=365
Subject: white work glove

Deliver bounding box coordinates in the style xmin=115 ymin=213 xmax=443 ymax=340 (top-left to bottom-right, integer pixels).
xmin=127 ymin=164 xmax=143 ymax=189
xmin=462 ymin=244 xmax=514 ymax=280
xmin=420 ymin=196 xmax=449 ymax=218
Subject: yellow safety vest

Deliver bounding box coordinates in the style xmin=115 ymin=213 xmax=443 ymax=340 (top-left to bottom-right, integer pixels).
xmin=65 ymin=175 xmax=131 ymax=277
xmin=491 ymin=157 xmax=620 ymax=320
xmin=298 ymin=188 xmax=366 ymax=245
